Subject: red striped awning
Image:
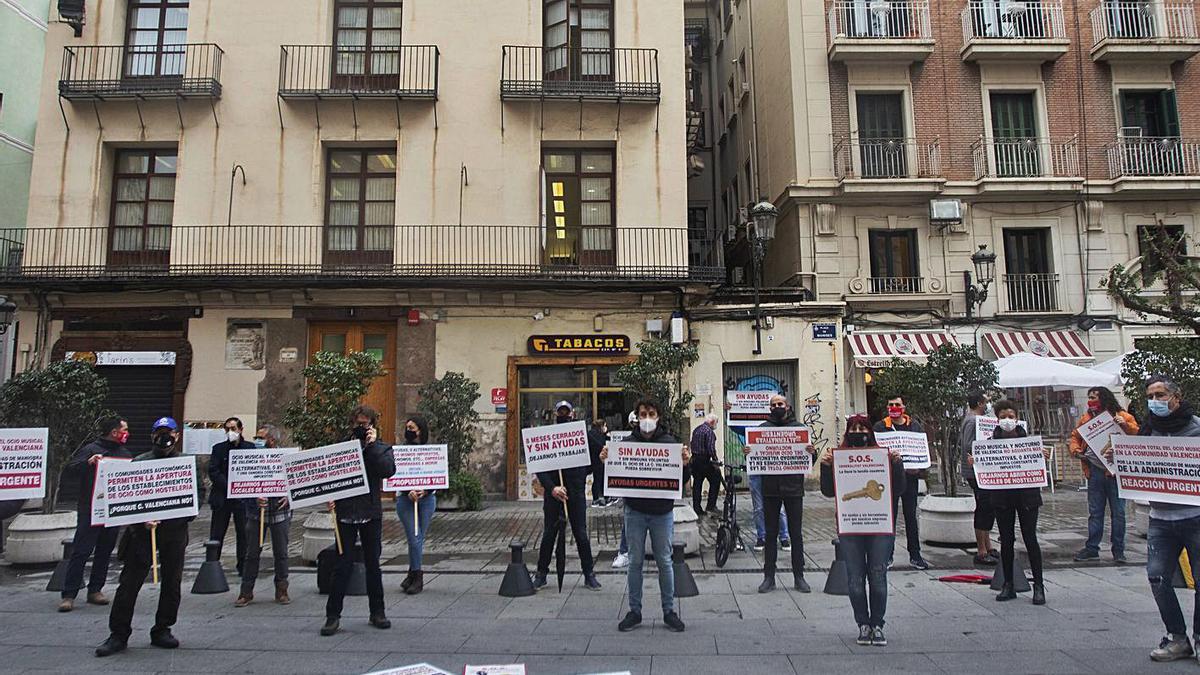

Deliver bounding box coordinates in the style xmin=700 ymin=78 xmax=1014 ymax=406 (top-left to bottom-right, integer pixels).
xmin=848 ymin=332 xmax=958 ymax=368
xmin=983 ymin=330 xmax=1093 ymax=362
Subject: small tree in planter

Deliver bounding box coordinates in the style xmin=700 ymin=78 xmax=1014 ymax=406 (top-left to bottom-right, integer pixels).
xmin=1120 ymin=336 xmax=1200 ymax=417
xmin=283 ymin=351 xmax=385 ymax=449
xmin=417 ymin=372 xmax=483 ymax=511
xmin=616 ymin=338 xmax=700 ymax=439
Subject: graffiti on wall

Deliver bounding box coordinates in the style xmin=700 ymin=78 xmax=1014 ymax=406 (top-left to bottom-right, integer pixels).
xmin=802 ymin=392 xmax=830 ymax=454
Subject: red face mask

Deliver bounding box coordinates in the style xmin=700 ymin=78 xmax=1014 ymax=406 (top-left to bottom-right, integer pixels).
xmin=116 ymin=431 xmax=129 ymax=445
xmin=1087 ymin=401 xmax=1102 ymax=413
xmin=887 ymin=406 xmax=904 ymax=419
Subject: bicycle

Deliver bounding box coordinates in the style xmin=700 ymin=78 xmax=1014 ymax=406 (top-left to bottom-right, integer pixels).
xmin=712 ymin=461 xmax=746 ymax=568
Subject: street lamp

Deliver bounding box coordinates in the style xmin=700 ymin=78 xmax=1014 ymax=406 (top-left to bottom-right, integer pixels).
xmin=748 ymin=200 xmax=779 ymax=355
xmin=964 ymin=244 xmax=997 ymax=319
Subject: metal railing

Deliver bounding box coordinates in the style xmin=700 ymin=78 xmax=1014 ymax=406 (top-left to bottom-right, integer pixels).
xmin=828 ymin=0 xmax=932 ymax=41
xmin=961 ymin=0 xmax=1067 ymax=41
xmin=971 ymin=136 xmax=1079 ymax=178
xmin=1089 ymin=0 xmax=1198 ymax=41
xmin=278 ymin=45 xmax=439 ymax=99
xmin=0 ymin=225 xmax=720 ymax=284
xmin=500 ymin=46 xmax=660 ymax=100
xmin=1105 ymin=136 xmax=1200 ymax=176
xmin=833 ymin=136 xmax=941 ymax=179
xmin=868 ymin=276 xmax=924 ymax=294
xmin=59 ymin=44 xmax=223 ymax=99
xmin=1005 ymin=273 xmax=1061 ymax=312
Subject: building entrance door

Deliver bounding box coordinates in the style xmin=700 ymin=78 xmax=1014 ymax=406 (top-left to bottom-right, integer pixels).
xmin=308 ymin=322 xmax=397 ymax=443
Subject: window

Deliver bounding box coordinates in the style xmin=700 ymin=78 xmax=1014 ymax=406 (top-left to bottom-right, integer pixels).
xmin=124 ymin=0 xmax=188 ymax=78
xmin=109 ymin=149 xmax=177 ymax=266
xmin=688 ymin=206 xmax=718 ymax=267
xmin=1121 ymin=90 xmax=1179 ymax=138
xmin=543 ymin=148 xmax=615 ymax=267
xmin=334 ymin=0 xmax=403 ymax=85
xmin=1003 ymin=228 xmax=1058 ymax=311
xmin=990 ymin=92 xmax=1041 ymax=177
xmin=544 ymin=0 xmax=613 ymax=82
xmin=325 ymin=149 xmax=396 ymax=265
xmin=1137 ymin=224 xmax=1188 ymax=283
xmin=868 ymin=229 xmax=921 ymax=293
xmin=855 ymin=92 xmax=907 ymax=178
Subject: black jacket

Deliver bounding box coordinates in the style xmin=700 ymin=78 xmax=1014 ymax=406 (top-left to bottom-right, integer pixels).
xmin=208 ymin=437 xmax=256 ymax=510
xmin=131 ymin=442 xmax=195 ymax=536
xmin=819 ymin=448 xmax=906 ymax=501
xmin=873 ymin=416 xmax=928 ymax=479
xmin=623 ymin=424 xmax=681 ymax=515
xmin=987 ymin=424 xmax=1043 ymax=509
xmin=587 ymin=426 xmax=608 ymax=463
xmin=537 ymin=464 xmax=590 ymax=500
xmin=756 ymin=412 xmax=810 ymax=498
xmin=400 ymin=416 xmax=437 ymax=500
xmin=334 ymin=438 xmax=397 ymax=521
xmin=68 ymin=437 xmax=133 ymax=524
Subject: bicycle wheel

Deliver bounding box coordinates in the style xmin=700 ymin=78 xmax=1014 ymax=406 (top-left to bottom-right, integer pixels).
xmin=715 ymin=524 xmax=731 ymax=567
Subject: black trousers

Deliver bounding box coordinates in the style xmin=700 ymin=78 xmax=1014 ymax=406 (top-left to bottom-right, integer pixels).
xmin=997 ymin=505 xmax=1043 ymax=585
xmin=890 ymin=474 xmax=922 ymax=560
xmin=590 ymin=456 xmax=605 ymax=501
xmin=62 ymin=520 xmax=120 ymax=599
xmin=208 ymin=499 xmax=247 ymax=574
xmin=691 ymin=462 xmax=721 ymax=513
xmin=326 ymin=518 xmax=385 ymax=619
xmin=537 ymin=491 xmax=594 ymax=576
xmin=763 ymin=494 xmax=804 ymax=576
xmin=108 ymin=527 xmax=187 ymax=642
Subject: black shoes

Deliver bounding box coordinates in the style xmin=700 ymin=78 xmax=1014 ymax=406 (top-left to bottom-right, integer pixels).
xmin=532 ymin=573 xmax=548 ymax=590
xmin=584 ymin=574 xmax=603 ymax=590
xmin=996 ymin=583 xmax=1017 ymax=602
xmin=794 ymin=575 xmax=811 ymax=593
xmin=663 ymin=611 xmax=686 ymax=632
xmin=404 ymin=571 xmax=424 ymax=595
xmin=320 ymin=617 xmax=340 ymax=636
xmin=149 ymin=631 xmax=179 ymax=649
xmin=618 ymin=611 xmax=642 ymax=632
xmin=401 ymin=570 xmax=415 ymax=591
xmin=758 ymin=576 xmax=776 ymax=593
xmin=94 ymin=637 xmax=127 ymax=657
xmin=369 ymin=613 xmax=392 ymax=629
xmin=1032 ymin=583 xmax=1046 ymax=606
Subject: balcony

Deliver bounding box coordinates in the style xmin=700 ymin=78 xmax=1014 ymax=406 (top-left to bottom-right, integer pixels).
xmin=960 ymin=0 xmax=1069 ymax=61
xmin=500 ymin=46 xmax=660 ymax=102
xmin=278 ymin=45 xmax=439 ymax=100
xmin=1004 ymin=273 xmax=1061 ymax=313
xmin=1089 ymin=1 xmax=1200 ymax=61
xmin=59 ymin=44 xmax=223 ymax=100
xmin=971 ymin=136 xmax=1082 ymax=193
xmin=1106 ymin=136 xmax=1200 ymax=176
xmin=832 ymin=136 xmax=945 ymax=196
xmin=0 ymin=225 xmax=720 ymax=288
xmin=827 ymin=1 xmax=934 ymax=63
xmin=869 ymin=276 xmax=924 ymax=294
xmin=847 ymin=274 xmax=949 ymax=304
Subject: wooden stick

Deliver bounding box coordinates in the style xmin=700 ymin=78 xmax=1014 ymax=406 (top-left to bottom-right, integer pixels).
xmin=414 ymin=494 xmax=419 ymax=534
xmin=259 ymin=505 xmax=266 ymax=548
xmin=331 ymin=505 xmax=343 ymax=555
xmin=150 ymin=523 xmax=159 ymax=585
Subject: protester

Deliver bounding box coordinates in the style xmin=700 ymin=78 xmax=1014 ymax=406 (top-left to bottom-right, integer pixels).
xmin=959 ymin=391 xmax=999 ymax=565
xmin=611 ymin=411 xmax=637 ymax=569
xmin=396 ymin=416 xmax=437 ymax=596
xmin=690 ymin=414 xmax=721 ymax=515
xmin=977 ymin=400 xmax=1048 ymax=605
xmin=59 ymin=416 xmax=133 ymax=613
xmin=96 ymin=418 xmax=192 ymax=657
xmin=534 ymin=401 xmax=601 ymax=591
xmin=747 ymin=394 xmax=813 ymax=593
xmin=208 ymin=417 xmax=255 ymax=576
xmin=873 ymin=395 xmax=929 ymax=570
xmin=321 ymin=406 xmax=397 ymax=636
xmin=747 ymin=414 xmax=791 ymax=552
xmin=601 ymin=398 xmax=691 ymax=632
xmin=820 ymin=414 xmax=904 ymax=647
xmin=1070 ymin=386 xmax=1138 ymax=563
xmin=235 ymin=424 xmax=291 ymax=607
xmin=587 ymin=418 xmax=613 ymax=507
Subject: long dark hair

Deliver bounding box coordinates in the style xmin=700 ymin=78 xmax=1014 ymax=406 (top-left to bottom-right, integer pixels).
xmin=1088 ymin=386 xmax=1124 ymax=416
xmin=406 ymin=415 xmax=430 ymax=444
xmin=840 ymin=414 xmax=877 ymax=448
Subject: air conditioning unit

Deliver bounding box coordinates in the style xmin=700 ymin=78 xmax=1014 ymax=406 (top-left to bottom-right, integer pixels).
xmin=929 ymin=198 xmax=964 ymax=225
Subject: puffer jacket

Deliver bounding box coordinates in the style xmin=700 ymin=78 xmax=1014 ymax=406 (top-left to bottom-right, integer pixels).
xmin=1068 ymin=409 xmax=1139 ymax=479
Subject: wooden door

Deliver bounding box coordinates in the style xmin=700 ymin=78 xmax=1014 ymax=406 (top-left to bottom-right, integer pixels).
xmin=309 ymin=322 xmax=397 ymax=443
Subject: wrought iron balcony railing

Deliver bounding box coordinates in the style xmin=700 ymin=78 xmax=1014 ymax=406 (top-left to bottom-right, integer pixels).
xmin=833 ymin=136 xmax=941 ymax=179
xmin=961 ymin=0 xmax=1067 ymax=41
xmin=278 ymin=45 xmax=439 ymax=99
xmin=1090 ymin=0 xmax=1198 ymax=42
xmin=868 ymin=276 xmax=924 ymax=294
xmin=500 ymin=46 xmax=660 ymax=101
xmin=59 ymin=44 xmax=223 ymax=100
xmin=1105 ymin=136 xmax=1200 ymax=177
xmin=971 ymin=136 xmax=1080 ymax=178
xmin=828 ymin=1 xmax=933 ymax=41
xmin=1005 ymin=272 xmax=1061 ymax=312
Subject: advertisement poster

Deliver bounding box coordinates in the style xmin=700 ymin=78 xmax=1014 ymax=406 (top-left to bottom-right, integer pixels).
xmin=0 ymin=427 xmax=48 ymax=500
xmin=282 ymin=441 xmax=369 ymax=510
xmin=874 ymin=430 xmax=931 ymax=470
xmin=745 ymin=426 xmax=812 ymax=475
xmin=605 ymin=442 xmax=684 ymax=500
xmin=520 ymin=421 xmax=590 ymax=475
xmin=101 ymin=456 xmax=199 ymax=527
xmin=832 ymin=448 xmax=894 ymax=535
xmin=228 ymin=448 xmax=298 ymax=499
xmin=384 ymin=444 xmax=450 ymax=491
xmin=972 ymin=436 xmax=1049 ymax=490
xmin=1112 ymin=436 xmax=1200 ymax=506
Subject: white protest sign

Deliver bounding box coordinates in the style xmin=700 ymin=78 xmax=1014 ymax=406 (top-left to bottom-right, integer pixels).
xmin=361 ymin=664 xmax=452 ymax=675
xmin=0 ymin=427 xmax=48 ymax=500
xmin=972 ymin=435 xmax=1048 ymax=490
xmin=282 ymin=441 xmax=369 ymax=510
xmin=384 ymin=444 xmax=450 ymax=491
xmin=183 ymin=428 xmax=224 ymax=456
xmin=1078 ymin=411 xmax=1120 ymax=475
xmin=228 ymin=448 xmax=298 ymax=499
xmin=462 ymin=666 xmax=526 ymax=675
xmin=102 ymin=456 xmax=199 ymax=527
xmin=1112 ymin=435 xmax=1200 ymax=506
xmin=833 ymin=448 xmax=894 ymax=535
xmin=975 ymin=416 xmax=998 ymax=441
xmin=875 ymin=430 xmax=931 ymax=470
xmin=90 ymin=457 xmax=131 ymax=526
xmin=745 ymin=426 xmax=812 ymax=475
xmin=726 ymin=391 xmax=775 ymax=426
xmin=608 ymin=430 xmax=631 ymax=444
xmin=605 ymin=442 xmax=684 ymax=500
xmin=520 ymin=421 xmax=590 ymax=475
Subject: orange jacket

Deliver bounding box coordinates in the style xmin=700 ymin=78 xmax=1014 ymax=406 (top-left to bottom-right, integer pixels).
xmin=1069 ymin=410 xmax=1139 ymax=478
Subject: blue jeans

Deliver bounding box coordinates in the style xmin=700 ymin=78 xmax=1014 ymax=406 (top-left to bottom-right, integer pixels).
xmin=749 ymin=474 xmax=788 ymax=542
xmin=624 ymin=505 xmax=674 ymax=616
xmin=1147 ymin=516 xmax=1200 ymax=637
xmin=842 ymin=534 xmax=894 ymax=628
xmin=396 ymin=492 xmax=437 ymax=570
xmin=619 ymin=520 xmax=628 ymax=555
xmin=1085 ymin=472 xmax=1125 ymax=556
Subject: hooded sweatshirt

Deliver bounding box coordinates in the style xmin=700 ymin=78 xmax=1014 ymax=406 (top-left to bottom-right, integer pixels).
xmin=622 ymin=421 xmax=680 ymax=516
xmin=1139 ymin=400 xmax=1200 ymax=521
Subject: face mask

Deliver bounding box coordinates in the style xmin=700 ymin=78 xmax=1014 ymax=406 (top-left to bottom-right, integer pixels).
xmin=1149 ymin=399 xmax=1172 ymax=417
xmin=556 ymin=415 xmax=571 ymax=424
xmin=639 ymin=418 xmax=658 ymax=435
xmin=888 ymin=406 xmax=904 ymax=419
xmin=404 ymin=429 xmax=419 ymax=443
xmin=352 ymin=426 xmax=369 ymax=442
xmin=998 ymin=418 xmax=1018 ymax=432
xmin=847 ymin=432 xmax=869 ymax=447
xmin=253 ymin=438 xmax=267 ymax=449
xmin=153 ymin=434 xmax=173 ymax=449
xmin=769 ymin=408 xmax=788 ymax=423
xmin=1087 ymin=401 xmax=1102 ymax=413
xmin=226 ymin=430 xmax=240 ymax=444
xmin=116 ymin=431 xmax=129 ymax=445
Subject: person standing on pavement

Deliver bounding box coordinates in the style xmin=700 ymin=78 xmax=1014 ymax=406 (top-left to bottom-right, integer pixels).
xmin=1071 ymin=386 xmax=1138 ymax=564
xmin=748 ymin=394 xmax=814 ymax=593
xmin=874 ymin=396 xmax=930 ymax=570
xmin=321 ymin=406 xmax=397 ymax=637
xmin=208 ymin=417 xmax=255 ymax=576
xmin=611 ymin=411 xmax=637 ymax=569
xmin=746 ymin=404 xmax=790 ymax=553
xmin=588 ymin=418 xmax=611 ymax=507
xmin=397 ymin=415 xmax=436 ymax=596
xmin=534 ymin=402 xmax=601 ymax=591
xmin=235 ymin=424 xmax=292 ymax=608
xmin=690 ymin=414 xmax=721 ymax=515
xmin=95 ymin=418 xmax=192 ymax=657
xmin=59 ymin=416 xmax=133 ymax=613
xmin=960 ymin=392 xmax=999 ymax=566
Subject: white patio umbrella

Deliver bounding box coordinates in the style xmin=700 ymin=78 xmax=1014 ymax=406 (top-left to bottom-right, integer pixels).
xmin=995 ymin=352 xmax=1122 ymax=389
xmin=1093 ymin=351 xmax=1134 ymax=382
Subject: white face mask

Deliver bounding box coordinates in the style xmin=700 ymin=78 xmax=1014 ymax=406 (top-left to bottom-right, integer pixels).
xmin=639 ymin=418 xmax=658 ymax=435
xmin=226 ymin=430 xmax=240 ymax=444
xmin=997 ymin=418 xmax=1018 ymax=432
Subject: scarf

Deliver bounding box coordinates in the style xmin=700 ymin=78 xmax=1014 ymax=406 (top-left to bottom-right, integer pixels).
xmin=1140 ymin=401 xmax=1197 ymax=435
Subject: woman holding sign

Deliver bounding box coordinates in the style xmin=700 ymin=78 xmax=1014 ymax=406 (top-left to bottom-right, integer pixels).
xmin=396 ymin=416 xmax=437 ymax=596
xmin=1069 ymin=386 xmax=1138 ymax=564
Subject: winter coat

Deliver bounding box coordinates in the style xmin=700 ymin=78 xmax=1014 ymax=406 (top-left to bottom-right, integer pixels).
xmin=208 ymin=437 xmax=256 ymax=510
xmin=334 ymin=437 xmax=397 ymax=522
xmin=1139 ymin=401 xmax=1200 ymax=517
xmin=400 ymin=416 xmax=437 ymax=501
xmin=987 ymin=424 xmax=1042 ymax=510
xmin=1068 ymin=409 xmax=1139 ymax=479
xmin=67 ymin=437 xmax=133 ymax=524
xmin=131 ymin=442 xmax=195 ymax=536
xmin=819 ymin=446 xmax=906 ymax=504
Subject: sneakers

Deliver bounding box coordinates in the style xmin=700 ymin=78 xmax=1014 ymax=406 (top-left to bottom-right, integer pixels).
xmin=1151 ymin=635 xmax=1194 ymax=662
xmin=86 ymin=592 xmax=109 ymax=606
xmin=909 ymin=558 xmax=930 ymax=571
xmin=532 ymin=573 xmax=548 ymax=589
xmin=618 ymin=611 xmax=642 ymax=632
xmin=149 ymin=630 xmax=179 ymax=649
xmin=584 ymin=574 xmax=603 ymax=591
xmin=1073 ymin=548 xmax=1100 ymax=562
xmin=973 ymin=554 xmax=997 ymax=565
xmin=663 ymin=611 xmax=686 ymax=632
xmin=605 ymin=497 xmax=620 ymax=507
xmin=1113 ymin=551 xmax=1128 ymax=564
xmin=612 ymin=552 xmax=630 ymax=569
xmin=753 ymin=539 xmax=766 ymax=552
xmin=57 ymin=598 xmax=74 ymax=613
xmin=591 ymin=499 xmax=605 ymax=508
xmin=871 ymin=627 xmax=887 ymax=646
xmin=856 ymin=625 xmax=873 ymax=646
xmin=780 ymin=539 xmax=792 ymax=552
xmin=793 ymin=574 xmax=811 ymax=593
xmin=757 ymin=575 xmax=776 ymax=593
xmin=320 ymin=617 xmax=340 ymax=637
xmin=94 ymin=636 xmax=126 ymax=657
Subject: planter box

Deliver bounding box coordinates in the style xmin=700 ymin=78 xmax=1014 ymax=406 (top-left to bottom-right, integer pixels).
xmin=300 ymin=512 xmax=335 ymax=563
xmin=918 ymin=494 xmax=976 ymax=545
xmin=5 ymin=511 xmax=77 ymax=564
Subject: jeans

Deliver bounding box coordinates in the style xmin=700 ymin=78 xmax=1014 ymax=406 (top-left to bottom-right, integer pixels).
xmin=619 ymin=519 xmax=628 ymax=555
xmin=241 ymin=515 xmax=290 ymax=593
xmin=62 ymin=521 xmax=119 ymax=599
xmin=842 ymin=534 xmax=893 ymax=628
xmin=537 ymin=491 xmax=594 ymax=576
xmin=326 ymin=518 xmax=385 ymax=619
xmin=1085 ymin=472 xmax=1126 ymax=556
xmin=397 ymin=492 xmax=437 ymax=570
xmin=625 ymin=506 xmax=674 ymax=616
xmin=890 ymin=474 xmax=922 ymax=560
xmin=691 ymin=462 xmax=721 ymax=513
xmin=1147 ymin=515 xmax=1200 ymax=637
xmin=763 ymin=494 xmax=804 ymax=576
xmin=749 ymin=475 xmax=788 ymax=542
xmin=209 ymin=499 xmax=248 ymax=574
xmin=108 ymin=527 xmax=187 ymax=642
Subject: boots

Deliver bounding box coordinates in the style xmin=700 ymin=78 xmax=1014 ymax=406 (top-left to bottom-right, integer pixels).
xmin=757 ymin=575 xmax=776 ymax=593
xmin=995 ymin=583 xmax=1017 ymax=601
xmin=405 ymin=570 xmax=424 ymax=595
xmin=275 ymin=580 xmax=291 ymax=605
xmin=400 ymin=570 xmax=415 ymax=592
xmin=234 ymin=591 xmax=253 ymax=607
xmin=1031 ymin=582 xmax=1046 ymax=606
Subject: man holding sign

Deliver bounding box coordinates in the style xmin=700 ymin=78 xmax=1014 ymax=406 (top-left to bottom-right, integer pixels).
xmin=1068 ymin=386 xmax=1138 ymax=563
xmin=232 ymin=424 xmax=294 ymax=608
xmin=873 ymin=395 xmax=929 ymax=571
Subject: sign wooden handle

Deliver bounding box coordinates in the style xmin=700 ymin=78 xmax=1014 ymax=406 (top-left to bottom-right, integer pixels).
xmin=330 ymin=505 xmax=343 ymax=555
xmin=414 ymin=496 xmax=419 ymax=533
xmin=259 ymin=506 xmax=266 ymax=548
xmin=150 ymin=523 xmax=159 ymax=585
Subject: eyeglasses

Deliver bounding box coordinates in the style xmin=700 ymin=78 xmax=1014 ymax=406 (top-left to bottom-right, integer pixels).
xmin=769 ymin=403 xmax=787 ymax=409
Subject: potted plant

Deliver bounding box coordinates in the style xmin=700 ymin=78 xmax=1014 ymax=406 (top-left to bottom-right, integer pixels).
xmin=1 ymin=360 xmax=111 ymax=564
xmin=417 ymin=372 xmax=483 ymax=511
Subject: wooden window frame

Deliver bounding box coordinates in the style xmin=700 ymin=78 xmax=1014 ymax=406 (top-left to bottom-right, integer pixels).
xmin=542 ymin=0 xmax=615 ymax=83
xmin=108 ymin=148 xmax=177 ymax=268
xmin=542 ymin=147 xmax=617 ymax=267
xmin=868 ymin=229 xmax=920 ymax=279
xmin=324 ymin=148 xmax=397 ymax=266
xmin=332 ymin=0 xmax=404 ymax=89
xmin=124 ymin=0 xmax=189 ymax=79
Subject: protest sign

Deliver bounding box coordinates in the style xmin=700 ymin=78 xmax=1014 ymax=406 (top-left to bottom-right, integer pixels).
xmin=384 ymin=444 xmax=450 ymax=491
xmin=90 ymin=456 xmax=132 ymax=526
xmin=1078 ymin=411 xmax=1120 ymax=474
xmin=183 ymin=427 xmax=224 ymax=456
xmin=462 ymin=666 xmax=526 ymax=675
xmin=282 ymin=441 xmax=369 ymax=510
xmin=608 ymin=430 xmax=631 ymax=444
xmin=520 ymin=421 xmax=590 ymax=475
xmin=726 ymin=391 xmax=775 ymax=426
xmin=102 ymin=456 xmax=199 ymax=527
xmin=874 ymin=430 xmax=931 ymax=470
xmin=0 ymin=427 xmax=48 ymax=500
xmin=605 ymin=442 xmax=684 ymax=500
xmin=745 ymin=426 xmax=812 ymax=475
xmin=228 ymin=448 xmax=298 ymax=499
xmin=361 ymin=664 xmax=452 ymax=675
xmin=972 ymin=435 xmax=1048 ymax=490
xmin=975 ymin=416 xmax=998 ymax=441
xmin=1112 ymin=435 xmax=1200 ymax=506
xmin=832 ymin=448 xmax=894 ymax=535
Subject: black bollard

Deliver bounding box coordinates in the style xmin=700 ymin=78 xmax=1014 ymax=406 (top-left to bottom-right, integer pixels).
xmin=989 ymin=555 xmax=1032 ymax=593
xmin=45 ymin=539 xmax=75 ymax=592
xmin=499 ymin=541 xmax=536 ymax=597
xmin=347 ymin=543 xmax=368 ymax=596
xmin=672 ymin=542 xmax=699 ymax=598
xmin=191 ymin=539 xmax=230 ymax=594
xmin=823 ymin=538 xmax=849 ymax=596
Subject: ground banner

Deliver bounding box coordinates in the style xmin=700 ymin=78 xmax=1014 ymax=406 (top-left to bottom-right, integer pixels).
xmin=362 ymin=664 xmax=452 ymax=675
xmin=832 ymin=448 xmax=894 ymax=535
xmin=520 ymin=421 xmax=590 ymax=475
xmin=874 ymin=430 xmax=931 ymax=470
xmin=282 ymin=441 xmax=369 ymax=510
xmin=101 ymin=456 xmax=199 ymax=527
xmin=605 ymin=442 xmax=684 ymax=500
xmin=90 ymin=456 xmax=132 ymax=526
xmin=972 ymin=435 xmax=1049 ymax=490
xmin=0 ymin=427 xmax=48 ymax=500
xmin=228 ymin=448 xmax=298 ymax=499
xmin=384 ymin=444 xmax=450 ymax=491
xmin=745 ymin=426 xmax=812 ymax=475
xmin=1112 ymin=435 xmax=1200 ymax=506
xmin=1078 ymin=411 xmax=1120 ymax=475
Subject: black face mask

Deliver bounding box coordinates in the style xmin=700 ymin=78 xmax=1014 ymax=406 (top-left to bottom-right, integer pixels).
xmin=769 ymin=408 xmax=788 ymax=423
xmin=847 ymin=432 xmax=869 ymax=447
xmin=153 ymin=434 xmax=173 ymax=449
xmin=352 ymin=426 xmax=369 ymax=442
xmin=404 ymin=429 xmax=419 ymax=443
xmin=556 ymin=415 xmax=571 ymax=424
